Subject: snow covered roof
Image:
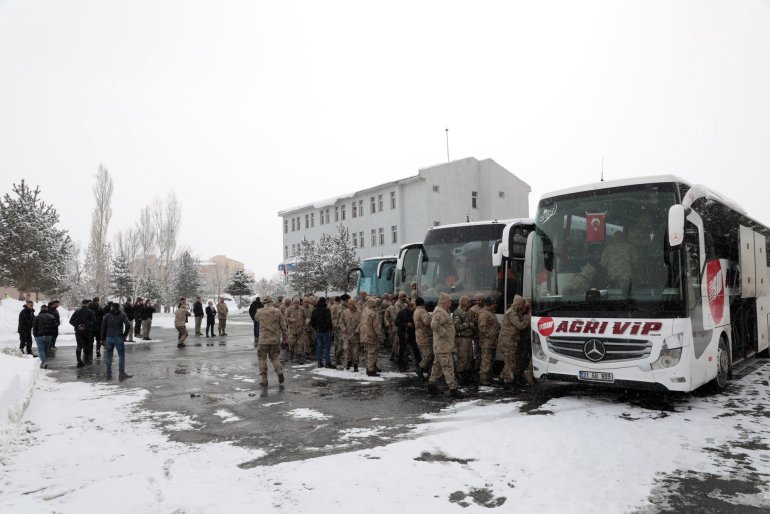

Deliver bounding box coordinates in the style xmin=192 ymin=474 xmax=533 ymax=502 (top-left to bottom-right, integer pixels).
xmin=539 ymin=174 xmax=689 ymax=200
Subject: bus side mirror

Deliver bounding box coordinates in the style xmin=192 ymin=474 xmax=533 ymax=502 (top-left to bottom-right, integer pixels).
xmin=492 ymin=240 xmax=503 ymax=267
xmin=668 ymin=205 xmax=686 ymax=247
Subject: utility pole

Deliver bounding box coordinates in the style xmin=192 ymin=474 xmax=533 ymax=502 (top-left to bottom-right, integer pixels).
xmin=601 ymin=156 xmax=605 ymax=181
xmin=445 ymin=127 xmax=450 ymax=162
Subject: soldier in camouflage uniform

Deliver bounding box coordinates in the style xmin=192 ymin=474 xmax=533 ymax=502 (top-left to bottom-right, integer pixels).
xmin=360 ymin=297 xmax=384 ymax=376
xmin=469 ymin=293 xmax=485 ymax=372
xmin=341 ymin=298 xmax=362 ymax=371
xmin=285 ymin=298 xmax=308 ymax=363
xmin=453 ymin=295 xmax=475 ymax=385
xmin=428 ymin=292 xmax=463 ymax=398
xmin=476 ymin=297 xmax=500 ymax=385
xmin=256 ymin=296 xmax=287 ymax=386
xmin=330 ymin=296 xmax=345 ymax=366
xmin=600 ymin=231 xmax=640 ymax=290
xmin=498 ymin=295 xmax=531 ymax=388
xmin=413 ymin=297 xmax=433 ymax=382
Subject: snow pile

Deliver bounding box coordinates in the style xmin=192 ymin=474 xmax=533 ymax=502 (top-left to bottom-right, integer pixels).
xmin=0 ymin=351 xmax=41 ymax=450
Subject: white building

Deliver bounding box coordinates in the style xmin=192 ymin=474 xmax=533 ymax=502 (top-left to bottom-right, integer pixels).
xmin=277 ymin=157 xmax=530 ymax=267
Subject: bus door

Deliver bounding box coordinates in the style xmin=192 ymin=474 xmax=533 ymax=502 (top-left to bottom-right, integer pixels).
xmin=396 ymin=243 xmax=424 ymax=296
xmin=377 ymin=258 xmax=397 ymax=295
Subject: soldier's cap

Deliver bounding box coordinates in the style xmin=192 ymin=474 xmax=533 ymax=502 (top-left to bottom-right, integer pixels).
xmin=263 ymin=296 xmax=273 ymax=303
xmin=348 ymin=298 xmax=357 ymax=307
xmin=366 ymin=297 xmax=376 ymax=307
xmin=438 ymin=292 xmax=452 ymax=304
xmin=484 ymin=296 xmax=497 ymax=306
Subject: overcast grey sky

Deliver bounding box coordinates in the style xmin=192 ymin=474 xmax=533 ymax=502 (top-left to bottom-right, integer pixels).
xmin=1 ymin=0 xmax=769 ymax=279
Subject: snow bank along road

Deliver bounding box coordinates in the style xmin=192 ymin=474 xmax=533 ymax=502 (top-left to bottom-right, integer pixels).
xmin=2 ymin=313 xmax=770 ymax=513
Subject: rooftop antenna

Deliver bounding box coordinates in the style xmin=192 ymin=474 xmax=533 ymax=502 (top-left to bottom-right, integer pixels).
xmin=601 ymin=156 xmax=605 ymax=181
xmin=445 ymin=127 xmax=450 ymax=162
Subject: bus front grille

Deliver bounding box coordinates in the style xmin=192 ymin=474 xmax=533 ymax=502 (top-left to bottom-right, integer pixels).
xmin=546 ymin=336 xmax=653 ymax=362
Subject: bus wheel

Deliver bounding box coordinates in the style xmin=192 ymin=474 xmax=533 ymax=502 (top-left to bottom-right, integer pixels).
xmin=711 ymin=337 xmax=731 ymax=392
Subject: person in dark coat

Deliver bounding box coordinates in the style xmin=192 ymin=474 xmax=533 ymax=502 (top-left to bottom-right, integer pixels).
xmin=133 ymin=297 xmax=144 ymax=338
xmin=48 ymin=300 xmax=61 ymax=353
xmin=204 ymin=300 xmax=217 ymax=338
xmin=70 ymin=299 xmax=96 ymax=367
xmin=141 ymin=299 xmax=155 ymax=340
xmin=101 ymin=302 xmax=132 ymax=380
xmin=33 ymin=304 xmax=58 ymax=369
xmin=193 ymin=296 xmax=204 ymax=336
xmin=310 ymin=297 xmax=334 ymax=368
xmin=18 ymin=300 xmax=35 ymax=354
xmin=123 ymin=298 xmax=135 ymax=342
xmin=249 ymin=297 xmax=264 ymax=346
xmin=396 ymin=300 xmax=421 ymax=373
xmin=89 ymin=297 xmax=105 ymax=358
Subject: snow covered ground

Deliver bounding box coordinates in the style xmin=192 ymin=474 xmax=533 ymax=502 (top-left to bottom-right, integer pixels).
xmin=1 ymin=347 xmax=770 ymax=512
xmin=2 ymin=298 xmax=770 ymax=512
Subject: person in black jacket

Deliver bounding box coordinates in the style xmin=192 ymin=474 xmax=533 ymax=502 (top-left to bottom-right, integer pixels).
xmin=101 ymin=302 xmax=132 ymax=380
xmin=204 ymin=300 xmax=217 ymax=338
xmin=89 ymin=298 xmax=105 ymax=359
xmin=70 ymin=299 xmax=96 ymax=367
xmin=310 ymin=297 xmax=334 ymax=368
xmin=396 ymin=300 xmax=421 ymax=373
xmin=17 ymin=300 xmax=35 ymax=354
xmin=193 ymin=296 xmax=204 ymax=336
xmin=141 ymin=299 xmax=155 ymax=340
xmin=33 ymin=304 xmax=57 ymax=369
xmin=133 ymin=297 xmax=144 ymax=338
xmin=123 ymin=298 xmax=135 ymax=342
xmin=249 ymin=297 xmax=264 ymax=346
xmin=48 ymin=300 xmax=61 ymax=354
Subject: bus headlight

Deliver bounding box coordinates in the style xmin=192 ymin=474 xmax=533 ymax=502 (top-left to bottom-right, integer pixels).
xmin=651 ymin=334 xmax=683 ymax=370
xmin=531 ymin=330 xmax=546 ymax=360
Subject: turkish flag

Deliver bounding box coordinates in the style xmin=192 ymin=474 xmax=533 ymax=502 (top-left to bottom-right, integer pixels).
xmin=586 ymin=213 xmax=606 ymax=242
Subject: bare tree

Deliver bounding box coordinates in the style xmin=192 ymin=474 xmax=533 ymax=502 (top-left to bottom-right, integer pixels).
xmin=86 ymin=164 xmax=114 ymax=297
xmin=152 ymin=192 xmax=182 ymax=308
xmin=135 ymin=205 xmax=156 ymax=278
xmin=211 ymin=260 xmax=231 ymax=298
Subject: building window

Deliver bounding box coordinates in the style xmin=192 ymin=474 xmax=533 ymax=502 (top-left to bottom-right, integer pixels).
xmin=378 ymin=194 xmax=383 ymax=212
xmin=291 ymin=218 xmax=296 ymax=232
xmin=471 ymin=191 xmax=478 ymax=209
xmin=353 ymin=232 xmax=358 ymax=248
xmin=498 ymin=191 xmax=505 ymax=199
xmin=326 ymin=208 xmax=330 ymax=223
xmin=359 ymin=231 xmax=364 ymax=248
xmin=335 ymin=206 xmax=339 ymax=222
xmin=371 ymin=229 xmax=377 ymax=247
xmin=284 ymin=220 xmax=288 ymax=234
xmin=352 ymin=201 xmax=357 ymax=218
xmin=370 ymin=196 xmax=376 ymax=214
xmin=284 ymin=246 xmax=288 ymax=259
xmin=433 ymin=185 xmax=440 ymax=193
xmin=390 ymin=191 xmax=396 ymax=209
xmin=359 ymin=199 xmax=364 ymax=217
xmin=391 ymin=225 xmax=398 ymax=244
xmin=291 ymin=243 xmax=296 ymax=256
xmin=310 ymin=213 xmax=315 ymax=227
xmin=434 ymin=221 xmax=441 ymax=227
xmin=341 ymin=204 xmax=346 ymax=220
xmin=378 ymin=227 xmax=384 ymax=245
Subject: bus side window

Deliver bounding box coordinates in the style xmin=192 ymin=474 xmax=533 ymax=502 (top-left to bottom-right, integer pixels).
xmin=684 ymin=222 xmax=701 ymax=310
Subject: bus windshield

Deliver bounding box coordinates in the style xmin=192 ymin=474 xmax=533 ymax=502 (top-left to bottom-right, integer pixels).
xmin=532 ymin=182 xmax=686 ymax=318
xmin=356 ymin=258 xmax=395 ymax=297
xmin=419 ymin=224 xmax=506 ymax=311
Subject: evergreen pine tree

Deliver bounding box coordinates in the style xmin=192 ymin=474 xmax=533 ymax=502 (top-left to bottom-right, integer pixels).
xmin=175 ymin=250 xmax=201 ymax=301
xmin=224 ymin=269 xmax=254 ymax=308
xmin=0 ymin=180 xmax=71 ymax=296
xmin=110 ymin=254 xmax=135 ymax=302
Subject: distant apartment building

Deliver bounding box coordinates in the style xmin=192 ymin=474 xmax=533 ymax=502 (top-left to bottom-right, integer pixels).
xmin=199 ymin=255 xmax=246 ymax=296
xmin=278 ymin=157 xmax=530 ymax=268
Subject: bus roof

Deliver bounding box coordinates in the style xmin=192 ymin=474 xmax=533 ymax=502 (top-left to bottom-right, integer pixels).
xmin=361 ymin=255 xmax=397 ymax=262
xmin=425 ymin=217 xmax=534 ymax=233
xmin=539 ymin=174 xmax=690 ymax=200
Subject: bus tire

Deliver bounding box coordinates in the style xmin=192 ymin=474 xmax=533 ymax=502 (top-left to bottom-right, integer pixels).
xmin=707 ymin=336 xmax=731 ymax=393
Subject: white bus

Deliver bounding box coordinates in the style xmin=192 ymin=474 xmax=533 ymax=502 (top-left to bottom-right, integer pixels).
xmin=397 ymin=218 xmax=535 ymax=313
xmin=347 ymin=256 xmax=399 ymax=298
xmin=529 ymin=175 xmax=770 ymax=392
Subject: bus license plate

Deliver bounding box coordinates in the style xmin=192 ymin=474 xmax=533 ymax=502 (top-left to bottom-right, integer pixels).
xmin=578 ymin=371 xmax=614 ymax=383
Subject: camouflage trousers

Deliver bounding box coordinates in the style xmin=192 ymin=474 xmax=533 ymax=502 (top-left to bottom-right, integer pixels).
xmin=429 ymin=352 xmax=457 ymax=389
xmin=288 ymin=331 xmax=308 ymax=358
xmin=365 ymin=342 xmax=378 ymax=372
xmin=454 ymin=337 xmax=473 ymax=373
xmin=258 ymin=344 xmax=283 ymax=377
xmin=345 ymin=337 xmax=360 ymax=364
xmin=479 ymin=346 xmax=496 ymax=382
xmin=417 ymin=342 xmax=434 ymax=371
xmin=390 ymin=328 xmax=400 ymax=355
xmin=333 ymin=328 xmax=344 ymax=363
xmin=499 ymin=344 xmax=517 ymax=384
